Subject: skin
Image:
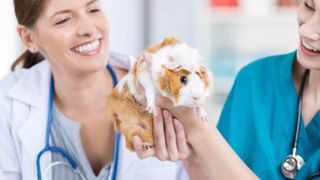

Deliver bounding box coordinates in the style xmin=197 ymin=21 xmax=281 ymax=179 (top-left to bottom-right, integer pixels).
xmin=295 ymin=0 xmax=320 ymax=126
xmin=17 ymin=0 xmax=127 ymax=175
xmin=135 ymin=0 xmax=320 ymax=179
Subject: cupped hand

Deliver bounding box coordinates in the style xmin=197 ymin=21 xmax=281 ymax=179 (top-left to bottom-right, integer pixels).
xmin=133 ymin=107 xmax=192 ymax=161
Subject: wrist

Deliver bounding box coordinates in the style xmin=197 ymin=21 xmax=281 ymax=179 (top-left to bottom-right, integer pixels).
xmin=183 ymin=119 xmax=215 ymax=148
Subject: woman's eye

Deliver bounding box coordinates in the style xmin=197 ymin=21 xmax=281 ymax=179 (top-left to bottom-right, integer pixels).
xmin=90 ymin=8 xmax=100 ymax=13
xmin=304 ymin=0 xmax=315 ymax=11
xmin=55 ymin=17 xmax=70 ymax=25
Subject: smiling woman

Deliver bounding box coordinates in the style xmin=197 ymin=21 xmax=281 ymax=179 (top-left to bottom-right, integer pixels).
xmin=13 ymin=0 xmax=110 ymax=75
xmin=0 ymin=0 xmax=192 ymax=179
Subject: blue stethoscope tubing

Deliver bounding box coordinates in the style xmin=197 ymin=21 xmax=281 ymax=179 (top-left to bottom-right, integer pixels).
xmin=36 ymin=64 xmax=120 ymax=180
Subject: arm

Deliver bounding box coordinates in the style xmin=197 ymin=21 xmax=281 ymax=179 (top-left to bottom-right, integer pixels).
xmin=182 ymin=113 xmax=257 ymax=180
xmin=154 ymin=97 xmax=257 ymax=180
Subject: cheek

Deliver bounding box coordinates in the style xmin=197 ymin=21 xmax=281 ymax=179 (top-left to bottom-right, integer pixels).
xmin=99 ymin=14 xmax=109 ymax=37
xmin=97 ymin=15 xmax=110 ymax=55
xmin=297 ymin=6 xmax=314 ymax=32
xmin=38 ymin=28 xmax=75 ymax=57
xmin=36 ymin=28 xmax=78 ymax=72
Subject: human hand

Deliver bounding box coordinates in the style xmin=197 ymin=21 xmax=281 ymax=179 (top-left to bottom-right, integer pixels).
xmin=133 ymin=107 xmax=192 ymax=161
xmin=155 ymin=96 xmax=200 ymax=126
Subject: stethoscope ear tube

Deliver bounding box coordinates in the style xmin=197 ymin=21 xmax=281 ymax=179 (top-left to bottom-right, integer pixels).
xmin=280 ymin=70 xmax=309 ymax=179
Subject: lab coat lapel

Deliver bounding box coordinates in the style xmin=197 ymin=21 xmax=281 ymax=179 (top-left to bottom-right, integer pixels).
xmin=8 ymin=61 xmax=52 ymax=178
xmin=115 ymin=135 xmax=141 ymax=179
xmin=17 ymin=103 xmax=52 ymax=178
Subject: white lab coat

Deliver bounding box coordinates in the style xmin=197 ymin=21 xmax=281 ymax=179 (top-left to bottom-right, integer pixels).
xmin=0 ymin=51 xmax=188 ymax=180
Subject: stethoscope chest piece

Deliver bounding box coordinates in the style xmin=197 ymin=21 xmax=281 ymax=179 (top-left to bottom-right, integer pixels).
xmin=281 ymin=154 xmax=305 ymax=179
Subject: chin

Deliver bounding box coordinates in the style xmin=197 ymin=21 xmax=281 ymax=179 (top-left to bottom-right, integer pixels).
xmin=296 ymin=50 xmax=320 ymax=70
xmin=91 ymin=60 xmax=108 ymax=70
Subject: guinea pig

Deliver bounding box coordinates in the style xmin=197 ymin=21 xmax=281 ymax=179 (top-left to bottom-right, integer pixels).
xmin=107 ymin=37 xmax=213 ymax=151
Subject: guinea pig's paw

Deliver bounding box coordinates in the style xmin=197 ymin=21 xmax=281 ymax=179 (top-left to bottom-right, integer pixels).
xmin=142 ymin=142 xmax=154 ymax=150
xmin=200 ymin=116 xmax=208 ymax=122
xmin=146 ymin=105 xmax=157 ymax=115
xmin=197 ymin=107 xmax=208 ymax=122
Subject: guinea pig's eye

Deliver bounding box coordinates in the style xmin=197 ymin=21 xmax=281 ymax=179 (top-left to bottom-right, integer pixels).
xmin=180 ymin=76 xmax=188 ymax=85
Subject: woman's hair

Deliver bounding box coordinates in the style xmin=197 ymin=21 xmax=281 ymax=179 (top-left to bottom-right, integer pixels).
xmin=11 ymin=0 xmax=47 ymax=71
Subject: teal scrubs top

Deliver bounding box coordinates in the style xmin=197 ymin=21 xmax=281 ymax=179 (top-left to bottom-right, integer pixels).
xmin=217 ymin=51 xmax=320 ymax=179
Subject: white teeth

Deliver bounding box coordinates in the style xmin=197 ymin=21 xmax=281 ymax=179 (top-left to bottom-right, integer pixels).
xmin=74 ymin=40 xmax=100 ymax=53
xmin=302 ymin=41 xmax=320 ymax=52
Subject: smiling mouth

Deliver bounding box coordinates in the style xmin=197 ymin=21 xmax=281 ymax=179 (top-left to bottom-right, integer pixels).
xmin=301 ymin=40 xmax=320 ymax=57
xmin=302 ymin=40 xmax=320 ymax=52
xmin=71 ymin=39 xmax=101 ymax=56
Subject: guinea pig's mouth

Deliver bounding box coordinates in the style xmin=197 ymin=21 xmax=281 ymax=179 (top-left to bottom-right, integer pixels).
xmin=179 ymin=100 xmax=200 ymax=107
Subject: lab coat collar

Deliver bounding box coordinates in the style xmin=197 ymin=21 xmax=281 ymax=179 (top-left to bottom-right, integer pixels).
xmin=7 ymin=60 xmax=51 ymax=108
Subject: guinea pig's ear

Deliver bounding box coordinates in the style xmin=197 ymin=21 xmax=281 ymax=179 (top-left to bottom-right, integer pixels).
xmin=141 ymin=52 xmax=153 ymax=65
xmin=162 ymin=63 xmax=182 ymax=71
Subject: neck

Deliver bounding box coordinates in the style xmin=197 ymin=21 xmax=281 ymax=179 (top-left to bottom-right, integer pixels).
xmin=293 ymin=59 xmax=320 ymax=102
xmin=293 ymin=58 xmax=320 ymax=125
xmin=52 ymin=69 xmax=113 ymax=122
xmin=306 ymin=70 xmax=320 ymax=103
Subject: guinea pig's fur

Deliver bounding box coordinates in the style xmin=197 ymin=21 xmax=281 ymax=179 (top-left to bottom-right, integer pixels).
xmin=107 ymin=37 xmax=213 ymax=151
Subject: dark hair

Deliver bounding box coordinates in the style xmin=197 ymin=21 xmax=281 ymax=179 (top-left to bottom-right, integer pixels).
xmin=11 ymin=0 xmax=47 ymax=71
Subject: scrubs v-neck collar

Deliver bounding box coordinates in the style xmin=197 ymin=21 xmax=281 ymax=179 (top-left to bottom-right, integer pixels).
xmin=280 ymin=51 xmax=320 ymax=163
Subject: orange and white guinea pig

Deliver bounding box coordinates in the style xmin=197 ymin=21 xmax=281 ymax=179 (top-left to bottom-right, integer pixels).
xmin=107 ymin=37 xmax=213 ymax=151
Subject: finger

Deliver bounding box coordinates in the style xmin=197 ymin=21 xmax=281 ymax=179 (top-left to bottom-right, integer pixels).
xmin=173 ymin=118 xmax=190 ymax=160
xmin=133 ymin=136 xmax=155 ymax=159
xmin=153 ymin=107 xmax=168 ymax=161
xmin=163 ymin=110 xmax=179 ymax=161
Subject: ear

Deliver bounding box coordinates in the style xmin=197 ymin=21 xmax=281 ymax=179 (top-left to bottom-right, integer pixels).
xmin=142 ymin=52 xmax=153 ymax=65
xmin=162 ymin=63 xmax=182 ymax=71
xmin=17 ymin=25 xmax=39 ymax=53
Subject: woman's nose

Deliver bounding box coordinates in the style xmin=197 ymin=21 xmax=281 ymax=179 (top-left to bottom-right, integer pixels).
xmin=77 ymin=18 xmax=97 ymax=38
xmin=300 ymin=15 xmax=320 ymax=41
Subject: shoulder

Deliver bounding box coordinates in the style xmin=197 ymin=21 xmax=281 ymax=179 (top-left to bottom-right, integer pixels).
xmin=109 ymin=51 xmax=136 ymax=70
xmin=108 ymin=51 xmax=136 ymax=81
xmin=235 ymin=51 xmax=296 ymax=84
xmin=0 ymin=61 xmax=50 ymax=95
xmin=218 ymin=51 xmax=296 ymax=122
xmin=0 ymin=61 xmax=50 ymax=121
xmin=0 ymin=68 xmax=28 ymax=96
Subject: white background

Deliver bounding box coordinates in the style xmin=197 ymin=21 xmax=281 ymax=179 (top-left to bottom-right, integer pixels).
xmin=0 ymin=0 xmax=299 ymax=122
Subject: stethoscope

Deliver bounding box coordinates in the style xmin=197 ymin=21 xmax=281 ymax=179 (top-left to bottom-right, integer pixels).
xmin=281 ymin=69 xmax=320 ymax=179
xmin=36 ymin=64 xmax=120 ymax=180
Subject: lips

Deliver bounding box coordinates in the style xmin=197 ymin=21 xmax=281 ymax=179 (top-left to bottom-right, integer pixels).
xmin=71 ymin=39 xmax=101 ymax=56
xmin=300 ymin=40 xmax=320 ymax=57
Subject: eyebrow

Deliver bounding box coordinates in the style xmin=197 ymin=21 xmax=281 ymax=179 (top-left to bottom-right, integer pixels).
xmin=50 ymin=0 xmax=99 ymax=18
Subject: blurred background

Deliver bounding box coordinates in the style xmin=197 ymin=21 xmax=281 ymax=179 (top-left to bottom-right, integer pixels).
xmin=0 ymin=0 xmax=299 ymax=123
